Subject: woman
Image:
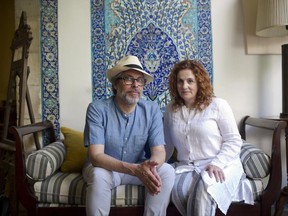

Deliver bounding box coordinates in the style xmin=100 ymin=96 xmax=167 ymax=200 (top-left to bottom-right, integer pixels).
xmin=164 ymin=60 xmax=253 ymax=216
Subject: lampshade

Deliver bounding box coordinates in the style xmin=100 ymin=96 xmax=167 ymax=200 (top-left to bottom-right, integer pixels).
xmin=256 ymin=0 xmax=288 ymax=37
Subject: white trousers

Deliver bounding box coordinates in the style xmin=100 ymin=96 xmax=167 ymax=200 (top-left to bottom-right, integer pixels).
xmin=172 ymin=171 xmax=217 ymax=216
xmin=83 ymin=163 xmax=175 ymax=216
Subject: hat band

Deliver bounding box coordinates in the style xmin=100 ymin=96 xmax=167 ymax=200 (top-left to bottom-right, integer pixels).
xmin=124 ymin=64 xmax=143 ymax=70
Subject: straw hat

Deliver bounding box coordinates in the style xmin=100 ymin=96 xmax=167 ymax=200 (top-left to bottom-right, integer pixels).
xmin=107 ymin=55 xmax=153 ymax=84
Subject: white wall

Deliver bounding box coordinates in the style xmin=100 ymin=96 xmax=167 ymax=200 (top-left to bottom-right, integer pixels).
xmin=58 ymin=0 xmax=92 ymax=131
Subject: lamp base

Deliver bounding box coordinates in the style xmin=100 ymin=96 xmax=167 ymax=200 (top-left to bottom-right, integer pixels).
xmin=280 ymin=113 xmax=288 ymax=118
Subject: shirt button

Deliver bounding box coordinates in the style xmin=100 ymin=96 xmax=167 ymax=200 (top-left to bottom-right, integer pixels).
xmin=123 ymin=151 xmax=126 ymax=154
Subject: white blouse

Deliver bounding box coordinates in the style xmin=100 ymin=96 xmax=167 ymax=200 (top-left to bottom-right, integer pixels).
xmin=164 ymin=97 xmax=242 ymax=169
xmin=164 ymin=97 xmax=253 ymax=214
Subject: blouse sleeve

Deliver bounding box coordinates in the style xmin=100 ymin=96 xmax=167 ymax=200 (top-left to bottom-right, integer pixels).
xmin=210 ymin=99 xmax=242 ymax=169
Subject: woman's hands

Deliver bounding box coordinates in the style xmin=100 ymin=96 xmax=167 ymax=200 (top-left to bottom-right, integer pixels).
xmin=136 ymin=160 xmax=162 ymax=195
xmin=205 ymin=164 xmax=225 ymax=183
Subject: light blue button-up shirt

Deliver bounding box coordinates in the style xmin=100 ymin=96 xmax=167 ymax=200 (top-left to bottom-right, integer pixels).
xmin=84 ymin=96 xmax=165 ymax=163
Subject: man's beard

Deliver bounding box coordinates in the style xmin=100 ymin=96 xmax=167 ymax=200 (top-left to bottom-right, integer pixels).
xmin=118 ymin=90 xmax=141 ymax=105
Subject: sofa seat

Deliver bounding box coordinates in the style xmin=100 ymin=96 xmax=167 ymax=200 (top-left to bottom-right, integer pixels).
xmin=33 ymin=172 xmax=146 ymax=207
xmin=28 ymin=139 xmax=270 ymax=207
xmin=34 ymin=172 xmax=86 ymax=205
xmin=32 ymin=170 xmax=264 ymax=207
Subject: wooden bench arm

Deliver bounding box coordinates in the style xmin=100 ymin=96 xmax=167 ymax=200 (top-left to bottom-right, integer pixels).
xmin=9 ymin=120 xmax=56 ymax=212
xmin=239 ymin=116 xmax=286 ymax=210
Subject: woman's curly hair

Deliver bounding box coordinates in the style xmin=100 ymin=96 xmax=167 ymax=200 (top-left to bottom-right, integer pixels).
xmin=169 ymin=59 xmax=214 ymax=112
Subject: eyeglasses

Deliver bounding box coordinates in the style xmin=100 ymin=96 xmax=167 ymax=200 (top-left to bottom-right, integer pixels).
xmin=118 ymin=76 xmax=147 ymax=86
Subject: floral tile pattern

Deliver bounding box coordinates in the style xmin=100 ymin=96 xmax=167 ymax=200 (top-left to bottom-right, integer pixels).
xmin=91 ymin=0 xmax=213 ymax=112
xmin=40 ymin=0 xmax=60 ymax=137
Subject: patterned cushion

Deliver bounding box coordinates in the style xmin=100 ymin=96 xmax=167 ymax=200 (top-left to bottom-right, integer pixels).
xmin=248 ymin=179 xmax=264 ymax=201
xmin=34 ymin=172 xmax=86 ymax=204
xmin=33 ymin=171 xmax=145 ymax=206
xmin=111 ymin=184 xmax=145 ymax=206
xmin=33 ymin=171 xmax=263 ymax=206
xmin=240 ymin=142 xmax=271 ymax=179
xmin=26 ymin=141 xmax=66 ymax=181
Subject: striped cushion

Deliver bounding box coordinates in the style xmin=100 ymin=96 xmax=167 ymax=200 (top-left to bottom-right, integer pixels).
xmin=111 ymin=185 xmax=145 ymax=206
xmin=240 ymin=142 xmax=270 ymax=179
xmin=248 ymin=179 xmax=264 ymax=201
xmin=33 ymin=171 xmax=263 ymax=206
xmin=34 ymin=172 xmax=86 ymax=204
xmin=33 ymin=171 xmax=145 ymax=206
xmin=26 ymin=141 xmax=66 ymax=181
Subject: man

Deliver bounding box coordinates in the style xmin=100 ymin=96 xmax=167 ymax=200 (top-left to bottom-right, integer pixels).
xmin=83 ymin=55 xmax=175 ymax=216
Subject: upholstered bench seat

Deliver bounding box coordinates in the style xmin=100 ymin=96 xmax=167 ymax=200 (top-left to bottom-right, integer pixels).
xmin=33 ymin=172 xmax=86 ymax=205
xmin=27 ymin=141 xmax=269 ymax=207
xmin=32 ymin=173 xmax=265 ymax=207
xmin=34 ymin=173 xmax=145 ymax=207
